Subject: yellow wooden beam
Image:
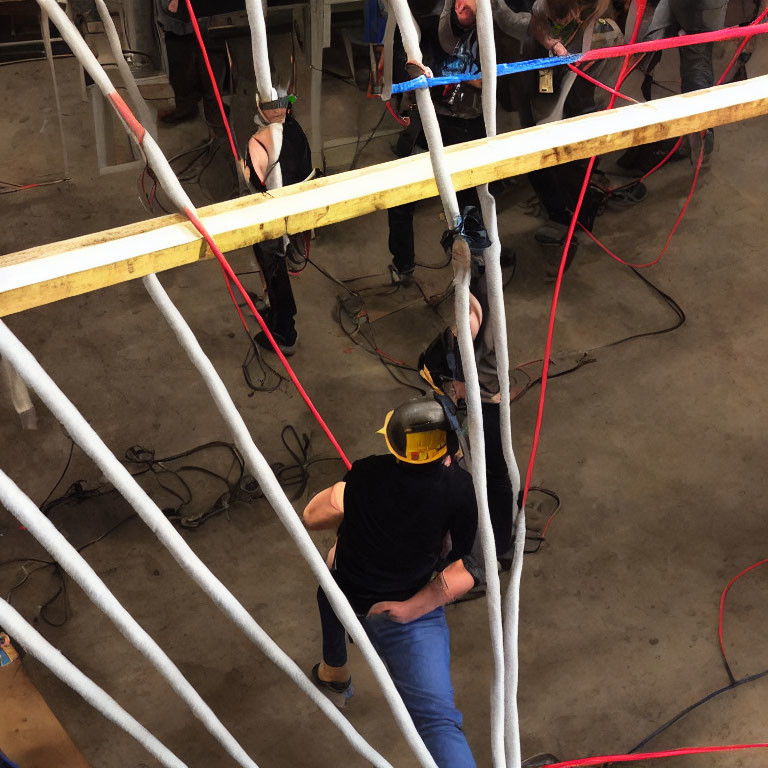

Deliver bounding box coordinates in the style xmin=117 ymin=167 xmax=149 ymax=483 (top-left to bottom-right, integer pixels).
xmin=2 ymin=75 xmax=768 ymax=316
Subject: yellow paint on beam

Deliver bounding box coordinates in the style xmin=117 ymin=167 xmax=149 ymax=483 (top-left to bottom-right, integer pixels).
xmin=2 ymin=75 xmax=768 ymax=316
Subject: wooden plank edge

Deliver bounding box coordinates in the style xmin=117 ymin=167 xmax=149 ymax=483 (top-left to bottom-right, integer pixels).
xmin=1 ymin=76 xmax=767 ymax=317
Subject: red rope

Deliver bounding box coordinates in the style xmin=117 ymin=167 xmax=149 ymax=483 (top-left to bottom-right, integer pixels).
xmin=582 ymin=136 xmax=705 ymax=268
xmin=718 ymin=558 xmax=768 ymax=679
xmin=386 ymin=101 xmax=411 ymax=126
xmin=183 ymin=207 xmax=352 ymax=470
xmin=183 ymin=0 xmax=240 ymax=165
xmin=520 ymin=0 xmax=647 ymax=512
xmin=99 ymin=21 xmax=352 ymax=471
xmin=544 ymin=743 xmax=768 ymax=768
xmin=717 ymin=6 xmax=768 ymax=85
xmin=567 ymin=64 xmax=638 ymax=104
xmin=580 ymin=21 xmax=768 ymax=64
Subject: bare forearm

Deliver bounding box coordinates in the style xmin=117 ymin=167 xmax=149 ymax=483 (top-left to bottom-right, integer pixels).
xmin=368 ymin=560 xmax=476 ymax=623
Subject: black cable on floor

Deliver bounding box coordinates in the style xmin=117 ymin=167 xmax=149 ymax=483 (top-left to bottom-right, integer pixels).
xmin=616 ymin=668 xmax=768 ymax=763
xmin=511 ymin=265 xmax=685 ymax=404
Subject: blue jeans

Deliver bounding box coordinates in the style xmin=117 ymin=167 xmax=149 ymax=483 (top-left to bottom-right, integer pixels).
xmin=317 ymin=589 xmax=476 ymax=768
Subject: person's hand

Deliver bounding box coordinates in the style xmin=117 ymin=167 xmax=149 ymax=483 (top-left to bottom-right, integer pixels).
xmin=368 ymin=601 xmax=418 ymax=624
xmin=552 ymin=41 xmax=568 ymax=57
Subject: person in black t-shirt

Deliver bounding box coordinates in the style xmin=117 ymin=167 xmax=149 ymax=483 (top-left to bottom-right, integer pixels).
xmin=304 ymin=398 xmax=478 ymax=768
xmin=241 ymin=110 xmax=313 ymax=355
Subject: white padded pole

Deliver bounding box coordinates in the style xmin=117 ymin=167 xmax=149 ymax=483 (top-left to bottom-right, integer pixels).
xmin=0 ymin=318 xmax=394 ymax=768
xmin=381 ymin=11 xmax=397 ymax=101
xmin=386 ymin=0 xmax=459 ymax=223
xmin=243 ymin=0 xmax=283 ymax=191
xmin=385 ymin=1 xmax=506 ymax=764
xmin=93 ymin=0 xmax=156 ymax=137
xmin=25 ymin=8 xmax=400 ymax=765
xmin=454 ymin=271 xmax=507 ymax=768
xmin=1 ymin=356 xmax=37 ymax=429
xmin=502 ymin=507 xmax=526 ymax=768
xmin=0 ymin=469 xmax=258 ymax=768
xmin=473 ymin=0 xmax=524 ymax=764
xmin=245 ymin=0 xmax=275 ymax=102
xmin=40 ymin=8 xmax=69 ymax=177
xmin=0 ymin=599 xmax=186 ymax=768
xmin=142 ymin=273 xmax=436 ymax=768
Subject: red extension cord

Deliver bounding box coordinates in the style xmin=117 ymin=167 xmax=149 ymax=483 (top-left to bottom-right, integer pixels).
xmin=183 ymin=0 xmax=240 ymax=166
xmin=154 ymin=4 xmax=353 ymax=468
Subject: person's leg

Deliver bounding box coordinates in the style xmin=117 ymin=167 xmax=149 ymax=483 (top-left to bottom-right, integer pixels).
xmin=364 ymin=608 xmax=476 ymax=768
xmin=641 ymin=0 xmax=679 ymax=98
xmin=388 ymin=202 xmax=417 ymax=276
xmin=252 ymin=240 xmax=298 ymax=351
xmin=645 ymin=0 xmax=677 ymax=41
xmin=672 ymin=0 xmax=727 ymax=92
xmin=198 ymin=33 xmax=229 ymax=133
xmin=162 ymin=32 xmax=202 ymax=122
xmin=316 ymin=586 xmax=349 ymax=671
xmin=481 ymin=402 xmax=514 ymax=558
xmin=529 ymin=167 xmax=571 ymax=230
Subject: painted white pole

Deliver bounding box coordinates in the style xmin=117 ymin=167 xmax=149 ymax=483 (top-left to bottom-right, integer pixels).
xmin=0 ymin=469 xmax=259 ymax=768
xmin=0 ymin=599 xmax=187 ymax=768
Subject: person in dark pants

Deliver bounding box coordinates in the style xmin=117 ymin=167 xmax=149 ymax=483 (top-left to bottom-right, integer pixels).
xmin=418 ymin=287 xmax=516 ymax=561
xmin=389 ymin=115 xmax=487 ymax=279
xmin=305 ymin=398 xmax=478 ymax=768
xmin=518 ymin=19 xmax=606 ymax=258
xmin=155 ymin=0 xmax=230 ymax=130
xmin=643 ymin=0 xmax=727 ymax=154
xmin=161 ymin=31 xmax=228 ymax=129
xmin=645 ymin=0 xmax=728 ymax=93
xmin=241 ymin=114 xmax=313 ymax=354
xmin=387 ymin=0 xmax=489 ymax=281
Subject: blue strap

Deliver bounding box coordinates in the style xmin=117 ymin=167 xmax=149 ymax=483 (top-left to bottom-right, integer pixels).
xmin=390 ymin=53 xmax=583 ymax=94
xmin=0 ymin=750 xmax=20 ymax=768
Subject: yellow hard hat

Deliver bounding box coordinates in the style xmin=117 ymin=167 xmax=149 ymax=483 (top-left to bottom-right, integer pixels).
xmin=377 ymin=398 xmax=449 ymax=465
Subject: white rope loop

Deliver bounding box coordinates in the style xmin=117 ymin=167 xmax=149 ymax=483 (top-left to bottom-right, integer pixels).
xmin=29 ymin=3 xmax=426 ymax=765
xmin=244 ymin=0 xmax=284 ymax=189
xmin=0 ymin=318 xmax=394 ymax=768
xmin=471 ymin=0 xmax=525 ymax=764
xmin=0 ymin=468 xmax=259 ymax=768
xmin=503 ymin=507 xmax=527 ymax=768
xmin=93 ymin=0 xmax=156 ymax=135
xmin=143 ymin=274 xmax=426 ymax=768
xmin=385 ymin=0 xmax=508 ymax=764
xmin=0 ymin=599 xmax=187 ymax=768
xmin=245 ymin=0 xmax=275 ymax=102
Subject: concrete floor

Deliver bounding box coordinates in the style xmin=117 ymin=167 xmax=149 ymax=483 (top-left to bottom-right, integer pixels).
xmin=1 ymin=23 xmax=767 ymax=768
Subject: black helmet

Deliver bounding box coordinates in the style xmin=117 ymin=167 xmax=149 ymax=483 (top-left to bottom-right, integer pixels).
xmin=377 ymin=397 xmax=450 ymax=464
xmin=418 ymin=328 xmax=464 ymax=393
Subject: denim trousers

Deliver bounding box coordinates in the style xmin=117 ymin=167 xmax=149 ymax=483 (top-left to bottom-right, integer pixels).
xmin=317 ymin=588 xmax=476 ymax=768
